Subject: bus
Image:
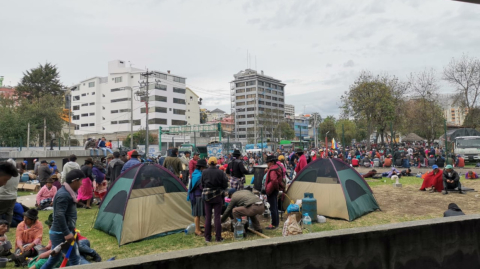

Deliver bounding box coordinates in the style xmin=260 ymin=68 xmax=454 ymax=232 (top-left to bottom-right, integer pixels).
xmin=454 ymin=136 xmax=480 ymax=161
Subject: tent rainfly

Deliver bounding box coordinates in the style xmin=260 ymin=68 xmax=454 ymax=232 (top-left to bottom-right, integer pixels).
xmin=94 ymin=163 xmax=191 ymax=245
xmin=285 ymin=158 xmax=380 ymax=221
xmin=401 ymin=133 xmax=425 ymax=142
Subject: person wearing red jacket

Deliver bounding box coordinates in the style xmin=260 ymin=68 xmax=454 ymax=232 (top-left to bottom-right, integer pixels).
xmin=294 ymin=149 xmax=307 ymax=174
xmin=265 ymin=155 xmax=284 ymax=230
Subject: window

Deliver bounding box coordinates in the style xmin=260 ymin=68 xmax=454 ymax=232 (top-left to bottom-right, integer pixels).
xmin=258 ymin=81 xmax=264 ymax=86
xmin=237 ymin=115 xmax=246 ymax=119
xmin=81 ymin=103 xmax=88 ymax=107
xmin=247 ymin=121 xmax=255 ymax=124
xmin=119 ymin=120 xmax=130 ymax=124
xmin=190 ymin=96 xmax=193 ymax=101
xmin=73 ymin=96 xmax=80 ymax=101
xmin=148 ymin=118 xmax=167 ymax=125
xmin=133 ymin=120 xmax=141 ymax=125
xmin=272 ymin=85 xmax=277 ymax=89
xmin=111 ymin=98 xmax=130 ymax=103
xmin=102 ymin=94 xmax=105 ymax=97
xmin=102 ymin=106 xmax=105 ymax=110
xmin=173 ymin=98 xmax=186 ymax=104
xmin=237 ymin=96 xmax=245 ymax=100
xmin=247 ymin=101 xmax=255 ymax=105
xmin=272 ymin=103 xmax=278 ymax=107
xmin=114 ymin=77 xmax=122 ymax=83
xmin=171 ymin=120 xmax=187 ymax=125
xmin=266 ymin=102 xmax=271 ymax=106
xmin=102 ymin=117 xmax=105 ymax=120
xmin=246 ymin=81 xmax=256 ymax=86
xmin=154 ymin=72 xmax=167 ymax=80
xmin=75 ymin=125 xmax=79 ymax=130
xmin=265 ymin=89 xmax=271 ymax=93
xmin=89 ymin=102 xmax=95 ymax=106
xmin=266 ymin=96 xmax=271 ymax=100
xmin=173 ymin=87 xmax=186 ymax=94
xmin=111 ymin=121 xmax=118 ymax=125
xmin=111 ymin=88 xmax=122 ymax=92
xmin=246 ymin=87 xmax=255 ymax=92
xmin=236 ymin=89 xmax=245 ymax=93
xmin=247 ymin=107 xmax=255 ymax=111
xmin=258 ymin=94 xmax=264 ymax=98
xmin=265 ymin=83 xmax=270 ymax=87
xmin=236 ymin=102 xmax=245 ymax=106
xmin=119 ymin=109 xmax=130 ymax=113
xmin=259 ymin=101 xmax=264 ymax=105
xmin=88 ymin=82 xmax=95 ymax=87
xmin=279 ymin=98 xmax=284 ymax=102
xmin=278 ymin=86 xmax=283 ymax=91
xmin=141 ymin=107 xmax=167 ymax=113
xmin=279 ymin=104 xmax=284 ymax=108
xmin=155 ymin=83 xmax=167 ymax=91
xmin=272 ymin=97 xmax=277 ymax=101
xmin=81 ymin=123 xmax=88 ymax=127
xmin=92 ymin=92 xmax=96 ymax=95
xmin=247 ymin=114 xmax=255 ymax=118
xmin=81 ymin=113 xmax=88 ymax=117
xmin=236 ymin=82 xmax=245 ymax=87
xmin=73 ymin=115 xmax=79 ymax=120
xmin=73 ymin=105 xmax=80 ymax=111
xmin=89 ymin=112 xmax=95 ymax=116
xmin=111 ymin=110 xmax=118 ymax=114
xmin=173 ymin=109 xmax=186 ymax=115
xmin=173 ymin=77 xmax=186 ymax=83
xmin=89 ymin=123 xmax=95 ymax=126
xmin=81 ymin=93 xmax=86 ymax=97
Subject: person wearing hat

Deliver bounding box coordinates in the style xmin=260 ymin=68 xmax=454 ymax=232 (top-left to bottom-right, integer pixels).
xmin=163 ymin=148 xmax=183 ymax=177
xmin=189 ymin=152 xmax=200 ymax=182
xmin=419 ymin=165 xmax=444 ymax=192
xmin=264 ymin=155 xmax=285 ymax=230
xmin=294 ymin=149 xmax=307 ymax=175
xmin=187 ymin=159 xmax=207 ymax=236
xmin=180 ymin=151 xmax=191 ymax=186
xmin=221 ymin=188 xmax=264 ymax=233
xmin=38 ymin=160 xmax=52 ymax=188
xmin=48 ymin=161 xmax=57 ymax=176
xmin=442 ymin=165 xmax=465 ymax=195
xmin=36 ymin=178 xmax=57 ymax=210
xmin=121 ymin=150 xmax=141 ymax=173
xmin=201 ymin=157 xmax=228 ymax=242
xmin=106 ymin=152 xmax=125 ymax=188
xmin=41 ymin=169 xmax=87 ymax=268
xmin=12 ymin=208 xmax=44 ymax=266
xmin=226 ymin=149 xmax=249 ymax=191
xmin=443 ymin=203 xmax=465 ymax=217
xmin=455 ymin=154 xmax=465 ymax=168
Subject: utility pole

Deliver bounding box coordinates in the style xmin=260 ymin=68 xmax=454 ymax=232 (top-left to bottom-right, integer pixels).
xmin=130 ymin=87 xmax=134 ymax=149
xmin=27 ymin=123 xmax=30 ymax=150
xmin=43 ymin=118 xmax=46 ymax=151
xmin=68 ymin=109 xmax=71 ymax=150
xmin=140 ymin=69 xmax=154 ymax=157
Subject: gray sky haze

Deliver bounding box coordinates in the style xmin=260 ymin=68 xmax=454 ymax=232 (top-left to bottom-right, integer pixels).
xmin=2 ymin=0 xmax=480 ymax=116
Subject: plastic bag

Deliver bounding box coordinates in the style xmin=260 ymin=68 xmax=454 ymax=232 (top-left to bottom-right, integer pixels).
xmin=282 ymin=214 xmax=303 ymax=237
xmin=287 ymin=203 xmax=300 ymax=213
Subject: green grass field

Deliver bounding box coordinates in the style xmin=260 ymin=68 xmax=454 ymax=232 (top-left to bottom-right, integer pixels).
xmin=4 ymin=175 xmax=476 ymax=267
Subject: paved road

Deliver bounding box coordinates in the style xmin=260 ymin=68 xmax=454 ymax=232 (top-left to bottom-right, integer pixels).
xmin=16 ymin=194 xmax=37 ymax=208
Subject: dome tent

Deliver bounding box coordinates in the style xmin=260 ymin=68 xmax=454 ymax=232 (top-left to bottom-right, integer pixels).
xmin=285 ymin=158 xmax=380 ymax=221
xmin=94 ymin=163 xmax=192 ymax=245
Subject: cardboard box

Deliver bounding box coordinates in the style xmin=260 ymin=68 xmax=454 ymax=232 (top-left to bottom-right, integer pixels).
xmin=22 ymin=184 xmax=40 ymax=192
xmin=17 ymin=183 xmax=25 ymax=190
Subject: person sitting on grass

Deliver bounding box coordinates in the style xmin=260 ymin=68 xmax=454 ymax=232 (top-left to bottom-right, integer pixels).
xmin=36 ymin=178 xmax=57 ymax=210
xmin=383 ymin=155 xmax=392 ymax=167
xmin=51 ymin=174 xmax=62 ymax=191
xmin=0 ymin=219 xmax=12 ymax=257
xmin=12 ymin=209 xmax=43 ymax=267
xmin=442 ymin=165 xmax=465 ymax=195
xmin=443 ymin=203 xmax=465 ymax=217
xmin=420 ymin=165 xmax=443 ymax=192
xmin=78 ymin=159 xmax=94 ymax=209
xmin=362 ymin=169 xmax=377 ymax=179
xmin=465 ymin=171 xmax=478 ymax=179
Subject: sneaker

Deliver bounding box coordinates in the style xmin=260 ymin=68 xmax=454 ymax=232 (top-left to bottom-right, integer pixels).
xmin=459 ymin=190 xmax=466 ymax=194
xmin=93 ymin=254 xmax=102 ymax=262
xmin=265 ymin=225 xmax=277 ymax=230
xmin=215 ymin=238 xmax=224 ymax=243
xmin=443 ymin=190 xmax=448 ymax=195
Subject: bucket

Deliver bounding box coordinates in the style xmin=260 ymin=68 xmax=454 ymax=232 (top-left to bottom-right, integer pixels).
xmin=0 ymin=258 xmax=7 ymax=268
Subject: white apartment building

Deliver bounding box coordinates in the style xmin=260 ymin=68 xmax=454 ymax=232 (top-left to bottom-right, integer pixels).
xmin=439 ymin=94 xmax=469 ymax=126
xmin=71 ymin=60 xmax=194 ymax=135
xmin=285 ymin=104 xmax=295 ymax=118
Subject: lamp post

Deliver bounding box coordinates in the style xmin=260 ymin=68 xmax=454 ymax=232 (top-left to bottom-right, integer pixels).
xmin=325 ymin=131 xmax=330 ymax=150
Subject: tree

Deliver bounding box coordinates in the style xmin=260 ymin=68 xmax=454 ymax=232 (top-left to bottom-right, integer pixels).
xmin=463 ymin=107 xmax=480 ymax=130
xmin=319 ymin=116 xmax=337 ymax=142
xmin=200 ymin=110 xmax=208 ymax=124
xmin=15 ymin=63 xmax=64 ymax=100
xmin=276 ymin=122 xmax=295 ymax=140
xmin=443 ymin=54 xmax=480 ymax=110
xmin=406 ymin=69 xmax=444 ymax=144
xmin=123 ymin=129 xmax=156 ymax=149
xmin=335 ymin=119 xmax=357 ymax=146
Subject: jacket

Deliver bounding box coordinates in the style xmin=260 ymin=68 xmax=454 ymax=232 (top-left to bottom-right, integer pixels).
xmin=15 ymin=220 xmax=43 ymax=249
xmin=265 ymin=164 xmax=283 ymax=195
xmin=443 ymin=170 xmax=460 ymax=182
xmin=61 ymin=162 xmax=80 ymax=183
xmin=189 ymin=159 xmax=198 ymax=177
xmin=38 ymin=165 xmax=52 ymax=184
xmin=436 ymin=157 xmax=445 ymax=168
xmin=427 ymin=157 xmax=436 ymax=167
xmin=443 ymin=203 xmax=465 ymax=217
xmin=295 ymin=155 xmax=307 ymax=173
xmin=121 ymin=159 xmax=141 ymax=173
xmin=226 ymin=159 xmax=248 ymax=178
xmin=0 ymin=164 xmax=20 ymax=200
xmin=201 ymin=166 xmax=228 ymax=190
xmin=50 ymin=186 xmax=77 ymax=236
xmin=106 ymin=158 xmax=124 ymax=182
xmin=163 ymin=156 xmax=183 ymax=176
xmin=36 ymin=185 xmax=57 ymax=205
xmin=221 ymin=190 xmax=262 ymax=222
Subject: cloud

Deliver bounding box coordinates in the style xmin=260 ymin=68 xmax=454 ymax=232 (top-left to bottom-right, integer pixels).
xmin=326 ymin=63 xmax=332 ymax=68
xmin=343 ymin=60 xmax=355 ymax=68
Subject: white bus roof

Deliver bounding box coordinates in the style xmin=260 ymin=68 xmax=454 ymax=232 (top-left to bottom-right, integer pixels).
xmin=456 ymin=136 xmax=480 ymax=139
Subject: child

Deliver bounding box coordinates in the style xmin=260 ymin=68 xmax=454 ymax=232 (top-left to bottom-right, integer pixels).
xmin=0 ymin=219 xmax=12 ymax=256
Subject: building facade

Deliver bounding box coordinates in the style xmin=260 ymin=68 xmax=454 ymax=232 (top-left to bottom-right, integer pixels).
xmin=207 ymin=108 xmax=226 ymax=122
xmin=185 ymin=88 xmax=201 ymax=125
xmin=71 ymin=60 xmax=192 ymax=135
xmin=230 ymin=69 xmax=286 ymax=142
xmin=285 ymin=104 xmax=295 ymax=118
xmin=439 ymin=94 xmax=469 ymax=126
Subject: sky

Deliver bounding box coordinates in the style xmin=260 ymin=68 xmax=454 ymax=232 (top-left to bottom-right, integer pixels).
xmin=2 ymin=0 xmax=480 ymax=117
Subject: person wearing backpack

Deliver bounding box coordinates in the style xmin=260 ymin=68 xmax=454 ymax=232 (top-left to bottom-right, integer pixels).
xmin=264 ymin=155 xmax=285 ymax=230
xmin=226 ymin=150 xmax=249 ymax=190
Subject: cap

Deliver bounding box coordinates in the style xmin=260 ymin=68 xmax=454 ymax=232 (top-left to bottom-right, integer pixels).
xmin=445 ymin=165 xmax=453 ymax=169
xmin=50 ymin=160 xmax=55 ymax=164
xmin=66 ymin=169 xmax=86 ymax=184
xmin=432 ymin=165 xmax=438 ymax=169
xmin=208 ymin=157 xmax=217 ymax=165
xmin=41 ymin=160 xmax=48 ymax=164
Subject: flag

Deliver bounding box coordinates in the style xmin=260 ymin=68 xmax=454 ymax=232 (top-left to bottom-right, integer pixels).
xmin=331 ymin=138 xmax=336 ymax=149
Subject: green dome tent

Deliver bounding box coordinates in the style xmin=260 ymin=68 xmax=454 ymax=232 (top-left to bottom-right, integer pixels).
xmin=94 ymin=163 xmax=192 ymax=245
xmin=285 ymin=158 xmax=380 ymax=221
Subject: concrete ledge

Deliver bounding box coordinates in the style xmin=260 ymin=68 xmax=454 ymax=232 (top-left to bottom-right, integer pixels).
xmin=76 ymin=214 xmax=480 ymax=269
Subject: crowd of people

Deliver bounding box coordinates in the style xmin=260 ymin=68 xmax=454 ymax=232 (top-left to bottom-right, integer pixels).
xmin=0 ymin=140 xmax=477 ymax=267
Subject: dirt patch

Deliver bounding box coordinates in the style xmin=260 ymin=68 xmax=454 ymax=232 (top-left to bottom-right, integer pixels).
xmin=373 ymin=179 xmax=480 ymax=217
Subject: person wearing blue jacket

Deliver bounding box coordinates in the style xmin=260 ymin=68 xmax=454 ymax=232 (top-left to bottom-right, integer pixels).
xmin=40 ymin=169 xmax=89 ymax=269
xmin=187 ymin=159 xmax=207 ymax=236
